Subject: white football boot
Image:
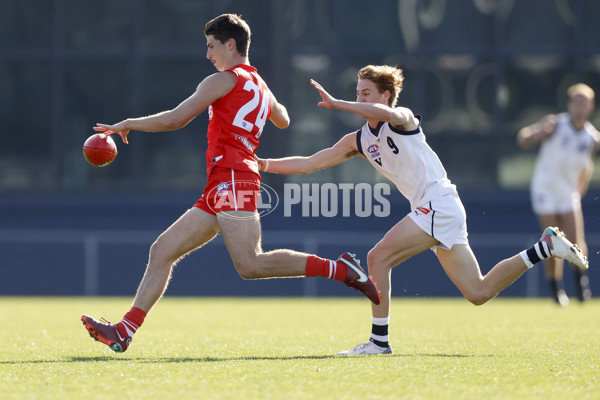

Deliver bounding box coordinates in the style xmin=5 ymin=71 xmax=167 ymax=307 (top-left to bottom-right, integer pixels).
xmin=337 ymin=340 xmax=392 ymax=356
xmin=541 ymin=227 xmax=589 ymax=270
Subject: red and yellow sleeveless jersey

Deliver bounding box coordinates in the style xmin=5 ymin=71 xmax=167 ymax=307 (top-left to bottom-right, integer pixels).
xmin=206 ymin=64 xmax=272 ymax=175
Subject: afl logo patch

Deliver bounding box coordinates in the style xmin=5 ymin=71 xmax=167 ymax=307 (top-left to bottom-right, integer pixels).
xmin=368 ymin=144 xmax=379 ymax=153
xmin=217 ymin=182 xmax=230 ymax=192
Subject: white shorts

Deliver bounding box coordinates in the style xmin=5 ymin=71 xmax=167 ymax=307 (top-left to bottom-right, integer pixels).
xmin=408 ymin=192 xmax=469 ymax=251
xmin=531 ymin=189 xmax=581 ymax=215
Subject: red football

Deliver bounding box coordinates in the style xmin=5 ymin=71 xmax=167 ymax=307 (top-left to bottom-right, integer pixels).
xmin=83 ymin=133 xmax=118 ymax=167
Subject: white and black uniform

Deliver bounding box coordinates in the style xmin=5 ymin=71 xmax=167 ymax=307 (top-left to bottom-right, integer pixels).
xmin=531 ymin=113 xmax=599 ymax=215
xmin=356 ymin=115 xmax=468 ymax=250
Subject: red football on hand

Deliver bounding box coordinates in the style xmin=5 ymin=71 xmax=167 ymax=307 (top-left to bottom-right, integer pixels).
xmin=83 ymin=134 xmax=118 ymax=167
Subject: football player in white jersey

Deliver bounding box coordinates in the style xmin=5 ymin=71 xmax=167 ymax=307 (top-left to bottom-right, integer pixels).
xmin=518 ymin=83 xmax=599 ymax=306
xmin=259 ymin=65 xmax=589 ymax=355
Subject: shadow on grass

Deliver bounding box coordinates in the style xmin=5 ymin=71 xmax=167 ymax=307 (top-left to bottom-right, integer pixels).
xmin=1 ymin=353 xmax=492 ymax=364
xmin=126 ymin=353 xmax=492 ymax=363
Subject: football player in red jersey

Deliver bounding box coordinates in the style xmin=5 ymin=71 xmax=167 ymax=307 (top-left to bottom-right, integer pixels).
xmin=81 ymin=14 xmax=380 ymax=353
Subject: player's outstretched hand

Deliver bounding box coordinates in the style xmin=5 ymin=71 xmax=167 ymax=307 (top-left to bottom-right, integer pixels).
xmin=94 ymin=123 xmax=130 ymax=144
xmin=310 ymin=79 xmax=337 ymax=109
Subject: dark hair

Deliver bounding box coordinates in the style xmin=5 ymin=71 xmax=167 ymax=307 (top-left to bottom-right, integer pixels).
xmin=358 ymin=65 xmax=404 ymax=107
xmin=204 ymin=14 xmax=251 ymax=57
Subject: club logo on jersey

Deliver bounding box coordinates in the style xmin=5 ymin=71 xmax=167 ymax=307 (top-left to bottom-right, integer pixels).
xmin=216 ymin=182 xmax=230 ymax=197
xmin=367 ymin=144 xmax=381 ymax=165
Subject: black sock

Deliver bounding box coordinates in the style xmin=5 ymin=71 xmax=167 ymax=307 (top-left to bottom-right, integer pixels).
xmin=550 ymin=279 xmax=565 ymax=303
xmin=550 ymin=279 xmax=564 ymax=294
xmin=575 ymin=269 xmax=591 ymax=302
xmin=526 ymin=240 xmax=550 ymax=265
xmin=370 ymin=323 xmax=389 ymax=348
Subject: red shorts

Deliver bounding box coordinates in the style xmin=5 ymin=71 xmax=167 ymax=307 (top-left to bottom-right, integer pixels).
xmin=194 ymin=166 xmax=262 ymax=215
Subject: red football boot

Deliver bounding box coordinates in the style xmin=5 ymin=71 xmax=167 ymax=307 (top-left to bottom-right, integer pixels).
xmin=338 ymin=252 xmax=381 ymax=305
xmin=81 ymin=315 xmax=131 ymax=353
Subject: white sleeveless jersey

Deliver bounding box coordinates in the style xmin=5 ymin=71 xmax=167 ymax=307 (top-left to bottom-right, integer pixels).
xmin=531 ymin=113 xmax=599 ymax=195
xmin=356 ymin=115 xmax=456 ymax=210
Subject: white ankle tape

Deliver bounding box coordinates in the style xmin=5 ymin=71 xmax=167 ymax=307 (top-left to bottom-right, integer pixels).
xmin=519 ymin=250 xmax=534 ymax=269
xmin=372 ymin=317 xmax=390 ymax=325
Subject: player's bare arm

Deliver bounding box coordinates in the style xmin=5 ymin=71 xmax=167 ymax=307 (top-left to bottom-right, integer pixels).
xmin=578 ymin=159 xmax=594 ymax=196
xmin=259 ymin=132 xmax=360 ymax=174
xmin=310 ymin=79 xmax=417 ymax=130
xmin=578 ymin=139 xmax=598 ymax=195
xmin=269 ymin=94 xmax=290 ymax=129
xmin=517 ymin=114 xmax=558 ymax=149
xmin=94 ymin=72 xmax=237 ymax=144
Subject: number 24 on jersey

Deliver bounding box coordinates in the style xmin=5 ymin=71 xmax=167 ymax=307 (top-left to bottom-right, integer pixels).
xmin=233 ymin=81 xmax=270 ymax=139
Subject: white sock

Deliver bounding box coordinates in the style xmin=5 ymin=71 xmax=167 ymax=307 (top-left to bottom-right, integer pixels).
xmin=372 ymin=317 xmax=390 ymax=325
xmin=519 ymin=250 xmax=534 ymax=269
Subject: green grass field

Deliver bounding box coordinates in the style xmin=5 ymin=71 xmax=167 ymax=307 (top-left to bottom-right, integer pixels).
xmin=1 ymin=297 xmax=599 ymax=400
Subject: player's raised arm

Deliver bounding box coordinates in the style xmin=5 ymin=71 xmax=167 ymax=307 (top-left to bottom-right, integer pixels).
xmin=259 ymin=132 xmax=360 ymax=174
xmin=94 ymin=72 xmax=236 ymax=143
xmin=517 ymin=114 xmax=558 ymax=149
xmin=310 ymin=79 xmax=418 ymax=130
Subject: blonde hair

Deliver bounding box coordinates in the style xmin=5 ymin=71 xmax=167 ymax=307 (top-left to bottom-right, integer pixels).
xmin=567 ymin=83 xmax=595 ymax=101
xmin=358 ymin=65 xmax=404 ymax=107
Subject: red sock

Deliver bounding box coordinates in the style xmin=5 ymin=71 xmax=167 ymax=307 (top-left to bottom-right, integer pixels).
xmin=116 ymin=307 xmax=147 ymax=337
xmin=306 ymin=255 xmax=347 ymax=281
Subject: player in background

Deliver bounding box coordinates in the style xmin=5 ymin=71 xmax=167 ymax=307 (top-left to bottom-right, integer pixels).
xmin=258 ymin=65 xmax=589 ymax=355
xmin=81 ymin=14 xmax=380 ymax=353
xmin=518 ymin=83 xmax=599 ymax=306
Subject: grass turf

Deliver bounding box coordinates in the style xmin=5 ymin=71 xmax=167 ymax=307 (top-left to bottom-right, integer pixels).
xmin=1 ymin=297 xmax=598 ymax=399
